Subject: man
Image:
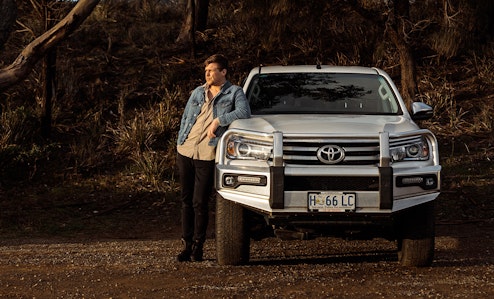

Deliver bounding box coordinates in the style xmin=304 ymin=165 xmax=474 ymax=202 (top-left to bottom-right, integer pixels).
xmin=176 ymin=54 xmax=251 ymax=262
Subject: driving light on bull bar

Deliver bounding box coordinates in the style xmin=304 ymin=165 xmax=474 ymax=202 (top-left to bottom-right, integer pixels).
xmin=223 ymin=174 xmax=267 ymax=188
xmin=238 ymin=176 xmax=262 ymax=184
xmin=397 ymin=174 xmax=438 ymax=190
xmin=401 ymin=177 xmax=423 ymax=184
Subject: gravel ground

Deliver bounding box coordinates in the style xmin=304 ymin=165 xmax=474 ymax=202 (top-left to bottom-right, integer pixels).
xmin=0 ymin=221 xmax=493 ymax=298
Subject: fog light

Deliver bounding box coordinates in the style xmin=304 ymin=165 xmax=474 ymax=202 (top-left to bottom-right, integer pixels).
xmin=425 ymin=177 xmax=436 ymax=187
xmin=224 ymin=176 xmax=235 ymax=186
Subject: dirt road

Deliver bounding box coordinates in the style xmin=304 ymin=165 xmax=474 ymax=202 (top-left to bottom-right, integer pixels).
xmin=1 ymin=221 xmax=493 ymax=298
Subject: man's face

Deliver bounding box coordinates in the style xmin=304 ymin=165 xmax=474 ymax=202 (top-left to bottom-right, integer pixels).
xmin=205 ymin=63 xmax=227 ymax=87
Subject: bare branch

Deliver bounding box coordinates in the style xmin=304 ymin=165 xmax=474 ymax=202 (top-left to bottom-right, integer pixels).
xmin=0 ymin=0 xmax=101 ymax=91
xmin=15 ymin=20 xmax=37 ymax=39
xmin=29 ymin=0 xmax=43 ymax=19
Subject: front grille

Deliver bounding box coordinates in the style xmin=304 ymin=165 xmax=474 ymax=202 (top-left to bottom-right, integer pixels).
xmin=281 ymin=139 xmax=380 ymax=165
xmin=284 ymin=176 xmax=379 ymax=191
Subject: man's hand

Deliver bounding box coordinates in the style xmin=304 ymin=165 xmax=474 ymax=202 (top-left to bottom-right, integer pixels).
xmin=207 ymin=118 xmax=220 ymax=138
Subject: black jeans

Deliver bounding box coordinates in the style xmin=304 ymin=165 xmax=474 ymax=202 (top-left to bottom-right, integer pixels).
xmin=176 ymin=153 xmax=215 ymax=244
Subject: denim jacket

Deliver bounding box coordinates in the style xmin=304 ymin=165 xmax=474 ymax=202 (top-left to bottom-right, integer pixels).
xmin=177 ymin=81 xmax=251 ymax=147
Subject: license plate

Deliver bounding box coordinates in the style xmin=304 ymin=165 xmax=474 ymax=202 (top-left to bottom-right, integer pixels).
xmin=308 ymin=192 xmax=356 ymax=212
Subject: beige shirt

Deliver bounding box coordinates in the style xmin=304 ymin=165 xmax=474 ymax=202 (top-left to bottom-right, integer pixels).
xmin=177 ymin=86 xmax=217 ymax=160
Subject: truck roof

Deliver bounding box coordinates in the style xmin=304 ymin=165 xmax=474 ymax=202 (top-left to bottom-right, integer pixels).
xmin=249 ymin=65 xmax=381 ymax=75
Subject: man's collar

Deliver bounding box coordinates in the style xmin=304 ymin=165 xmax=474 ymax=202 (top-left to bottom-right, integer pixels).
xmin=203 ymin=80 xmax=231 ymax=92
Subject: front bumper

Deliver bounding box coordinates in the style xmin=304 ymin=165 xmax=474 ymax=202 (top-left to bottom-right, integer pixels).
xmin=215 ymin=130 xmax=441 ymax=216
xmin=216 ymin=165 xmax=441 ymax=215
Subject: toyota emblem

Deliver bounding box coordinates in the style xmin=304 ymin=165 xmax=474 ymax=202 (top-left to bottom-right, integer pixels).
xmin=317 ymin=145 xmax=345 ymax=164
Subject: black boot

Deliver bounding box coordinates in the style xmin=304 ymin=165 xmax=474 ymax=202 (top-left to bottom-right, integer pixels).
xmin=191 ymin=241 xmax=204 ymax=262
xmin=176 ymin=239 xmax=193 ymax=262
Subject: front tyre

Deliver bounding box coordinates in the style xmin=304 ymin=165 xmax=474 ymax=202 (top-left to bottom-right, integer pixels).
xmin=216 ymin=194 xmax=250 ymax=265
xmin=397 ymin=201 xmax=435 ymax=267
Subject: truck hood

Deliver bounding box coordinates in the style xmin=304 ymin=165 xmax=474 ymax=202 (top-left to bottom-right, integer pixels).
xmin=229 ymin=114 xmax=418 ymax=135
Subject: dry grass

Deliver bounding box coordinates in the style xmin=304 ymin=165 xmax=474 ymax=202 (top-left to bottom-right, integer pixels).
xmin=418 ymin=52 xmax=494 ymax=137
xmin=106 ymin=86 xmax=182 ymax=191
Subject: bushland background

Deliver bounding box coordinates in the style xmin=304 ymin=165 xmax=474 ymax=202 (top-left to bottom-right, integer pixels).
xmin=0 ymin=0 xmax=493 ymax=238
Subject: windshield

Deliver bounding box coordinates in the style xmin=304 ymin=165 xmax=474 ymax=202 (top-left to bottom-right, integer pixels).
xmin=246 ymin=73 xmax=402 ymax=115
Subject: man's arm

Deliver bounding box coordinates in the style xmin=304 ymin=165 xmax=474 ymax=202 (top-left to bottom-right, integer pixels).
xmin=217 ymin=87 xmax=251 ymax=126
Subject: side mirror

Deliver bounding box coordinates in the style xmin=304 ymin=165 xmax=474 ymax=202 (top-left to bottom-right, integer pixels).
xmin=411 ymin=102 xmax=433 ymax=121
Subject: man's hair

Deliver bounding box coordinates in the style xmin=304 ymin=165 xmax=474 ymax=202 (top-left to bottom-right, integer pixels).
xmin=204 ymin=54 xmax=229 ymax=71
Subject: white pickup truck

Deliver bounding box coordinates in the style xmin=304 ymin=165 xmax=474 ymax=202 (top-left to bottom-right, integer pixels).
xmin=215 ymin=65 xmax=441 ymax=267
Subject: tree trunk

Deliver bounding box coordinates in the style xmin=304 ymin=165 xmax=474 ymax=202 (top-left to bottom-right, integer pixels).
xmin=387 ymin=0 xmax=417 ymax=109
xmin=176 ymin=0 xmax=209 ymax=53
xmin=41 ymin=1 xmax=57 ymax=138
xmin=190 ymin=0 xmax=196 ymax=57
xmin=0 ymin=0 xmax=17 ymax=50
xmin=196 ymin=0 xmax=209 ymax=32
xmin=392 ymin=31 xmax=417 ymax=109
xmin=176 ymin=0 xmax=193 ymax=43
xmin=41 ymin=50 xmax=56 ymax=138
xmin=0 ymin=0 xmax=101 ymax=91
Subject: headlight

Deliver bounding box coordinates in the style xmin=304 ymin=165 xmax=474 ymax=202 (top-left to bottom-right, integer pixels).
xmin=390 ymin=137 xmax=429 ymax=162
xmin=226 ymin=136 xmax=273 ymax=160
